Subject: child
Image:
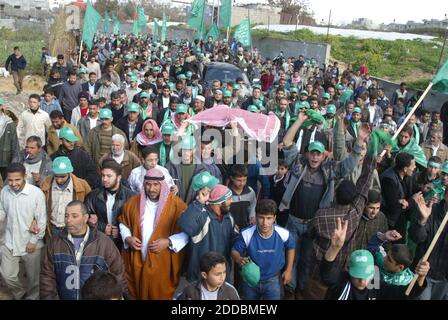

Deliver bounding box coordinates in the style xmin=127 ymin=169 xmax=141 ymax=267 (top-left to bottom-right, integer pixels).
xmin=81 ymin=271 xmax=125 ymax=300
xmin=231 ymin=199 xmax=295 ymax=300
xmin=321 ymin=218 xmax=429 ymax=300
xmin=431 ymin=111 xmax=443 ymax=132
xmin=270 ymin=159 xmax=289 ymax=209
xmin=228 ymin=164 xmax=257 ymax=229
xmin=367 ymin=230 xmax=429 ymax=299
xmin=176 ymin=252 xmax=240 ymax=300
xmin=40 ymin=88 xmax=62 ymax=115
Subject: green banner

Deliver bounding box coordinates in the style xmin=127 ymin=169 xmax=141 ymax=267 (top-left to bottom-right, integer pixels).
xmin=81 ymin=0 xmax=103 ymax=51
xmin=234 ymin=18 xmax=252 ymax=47
xmin=219 ymin=0 xmax=232 ymax=28
xmin=161 ymin=13 xmax=167 ymax=43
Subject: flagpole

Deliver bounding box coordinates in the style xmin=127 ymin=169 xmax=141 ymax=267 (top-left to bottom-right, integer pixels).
xmin=379 ymin=82 xmax=434 ymax=157
xmin=227 ymin=26 xmax=230 ymax=40
xmin=247 ymin=9 xmax=252 ymax=53
xmin=78 ymin=40 xmax=83 ymax=66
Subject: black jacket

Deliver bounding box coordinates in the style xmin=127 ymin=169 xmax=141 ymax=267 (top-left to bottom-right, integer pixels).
xmin=51 ymin=146 xmax=99 ymax=188
xmin=115 ymin=117 xmax=144 ymax=144
xmin=380 ymin=167 xmax=413 ymax=232
xmin=81 ymin=81 xmax=101 ymax=96
xmin=321 ymin=258 xmax=425 ymax=300
xmin=410 ymin=200 xmax=448 ymax=281
xmin=84 ymin=184 xmax=136 ymax=247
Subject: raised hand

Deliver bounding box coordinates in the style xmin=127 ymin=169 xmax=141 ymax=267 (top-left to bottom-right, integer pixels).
xmin=330 ymin=217 xmax=348 ymax=249
xmin=412 ymin=192 xmax=433 ymax=224
xmin=357 ymin=124 xmax=371 ymax=142
xmin=383 ymin=230 xmax=402 ymax=242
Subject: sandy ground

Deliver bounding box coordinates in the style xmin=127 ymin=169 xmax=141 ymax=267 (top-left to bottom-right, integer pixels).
xmin=0 ymin=75 xmax=48 ymax=300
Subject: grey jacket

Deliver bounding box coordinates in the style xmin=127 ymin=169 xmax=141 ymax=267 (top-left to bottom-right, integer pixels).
xmin=58 ymin=81 xmax=82 ymax=111
xmin=14 ymin=150 xmax=53 ymax=186
xmin=166 ymin=161 xmax=205 ymax=205
xmin=77 ymin=116 xmax=98 ymax=140
xmin=279 ymin=134 xmax=362 ymax=212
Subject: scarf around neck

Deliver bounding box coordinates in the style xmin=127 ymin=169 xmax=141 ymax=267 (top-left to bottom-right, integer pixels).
xmin=135 ymin=119 xmax=162 ymax=146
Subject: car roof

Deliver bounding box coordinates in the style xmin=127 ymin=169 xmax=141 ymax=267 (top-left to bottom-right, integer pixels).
xmin=205 ymin=62 xmax=242 ymax=72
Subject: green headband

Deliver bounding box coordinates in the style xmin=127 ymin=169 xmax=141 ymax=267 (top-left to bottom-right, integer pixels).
xmin=428 ymin=161 xmax=441 ymax=168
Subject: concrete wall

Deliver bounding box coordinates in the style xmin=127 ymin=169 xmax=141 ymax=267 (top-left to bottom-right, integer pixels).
xmin=373 ymin=76 xmax=448 ymax=112
xmin=231 ymin=7 xmax=281 ymax=27
xmin=252 ymin=37 xmax=330 ymax=67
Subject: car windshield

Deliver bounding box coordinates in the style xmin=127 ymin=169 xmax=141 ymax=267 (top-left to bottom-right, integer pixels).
xmin=204 ymin=66 xmax=250 ymax=86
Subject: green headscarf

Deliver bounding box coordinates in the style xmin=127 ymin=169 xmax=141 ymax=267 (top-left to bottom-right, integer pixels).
xmin=392 ymin=137 xmax=428 ymax=168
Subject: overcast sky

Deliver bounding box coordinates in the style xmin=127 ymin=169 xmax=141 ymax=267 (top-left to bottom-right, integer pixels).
xmin=236 ymin=0 xmax=448 ymax=25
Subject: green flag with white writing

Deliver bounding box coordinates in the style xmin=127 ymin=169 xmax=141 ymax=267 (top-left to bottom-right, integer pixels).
xmin=102 ymin=11 xmax=110 ymax=33
xmin=233 ymin=18 xmax=252 ymax=47
xmin=220 ymin=0 xmax=232 ymax=28
xmin=432 ymin=58 xmax=448 ymax=94
xmin=161 ymin=13 xmax=167 ymax=43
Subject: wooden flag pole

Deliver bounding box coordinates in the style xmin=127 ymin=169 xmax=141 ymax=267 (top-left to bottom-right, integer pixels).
xmin=227 ymin=26 xmax=230 ymax=40
xmin=405 ymin=209 xmax=448 ymax=296
xmin=78 ymin=40 xmax=83 ymax=66
xmin=379 ymin=82 xmax=434 ymax=157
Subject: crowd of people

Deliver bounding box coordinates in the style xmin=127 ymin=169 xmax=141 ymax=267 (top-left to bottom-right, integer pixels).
xmin=0 ymin=31 xmax=447 ymax=301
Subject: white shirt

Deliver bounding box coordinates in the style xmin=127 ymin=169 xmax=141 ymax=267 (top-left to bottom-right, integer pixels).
xmin=88 ymin=82 xmax=96 ymax=97
xmin=112 ymin=152 xmax=125 ymax=164
xmin=431 ymin=144 xmax=440 ymax=156
xmin=16 ymin=109 xmax=51 ymax=148
xmin=89 ymin=117 xmax=98 ymax=130
xmin=51 ymin=178 xmax=74 ymax=227
xmin=368 ymin=105 xmax=376 ymax=125
xmin=24 ymin=161 xmax=42 ymax=185
xmin=128 ymin=165 xmax=174 ymax=193
xmin=106 ymin=192 xmax=116 ymax=224
xmin=162 ymin=96 xmax=170 ymax=109
xmin=0 ymin=183 xmax=47 ymax=256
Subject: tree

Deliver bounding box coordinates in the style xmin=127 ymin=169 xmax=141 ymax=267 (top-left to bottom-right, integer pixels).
xmin=269 ymin=0 xmax=317 ymax=25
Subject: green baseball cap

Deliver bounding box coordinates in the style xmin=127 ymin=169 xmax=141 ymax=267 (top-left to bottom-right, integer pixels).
xmin=168 ymin=82 xmax=175 ymax=91
xmin=124 ymin=54 xmax=132 ymax=60
xmin=247 ymin=105 xmax=259 ymax=113
xmin=152 ymin=66 xmax=162 ymax=72
xmin=176 ymin=104 xmax=188 ymax=114
xmin=59 ymin=127 xmax=79 ymax=142
xmin=99 ymin=108 xmax=113 ymax=119
xmin=78 ymin=67 xmax=88 ymax=74
xmin=326 ymin=104 xmax=337 ymax=114
xmin=300 ymin=90 xmax=308 ymax=96
xmin=290 ymin=87 xmax=298 ymax=93
xmin=232 ymin=84 xmax=241 ymax=90
xmin=241 ymin=259 xmax=260 ymax=288
xmin=308 ymin=141 xmax=325 ymax=153
xmin=192 ymin=171 xmax=219 ymax=191
xmin=353 ymin=107 xmax=362 ymax=114
xmin=295 ymin=101 xmax=310 ymax=110
xmin=127 ymin=102 xmax=140 ymax=113
xmin=161 ymin=122 xmax=176 ymax=135
xmin=139 ymin=92 xmax=150 ymax=98
xmin=349 ymin=250 xmax=375 ymax=280
xmin=178 ymin=135 xmax=196 ymax=150
xmin=165 ymin=58 xmax=172 ymax=63
xmin=253 ymin=84 xmax=262 ymax=90
xmin=322 ymin=93 xmax=331 ymax=99
xmin=336 ymin=84 xmax=344 ymax=90
xmin=253 ymin=99 xmax=263 ymax=107
xmin=126 ymin=72 xmax=133 ymax=77
xmin=130 ymin=76 xmax=138 ymax=82
xmin=0 ymin=98 xmax=4 ymax=105
xmin=186 ymin=71 xmax=193 ymax=78
xmin=177 ymin=74 xmax=186 ymax=80
xmin=52 ymin=156 xmax=74 ymax=175
xmin=441 ymin=162 xmax=448 ymax=174
xmin=223 ymin=38 xmax=228 ymax=43
xmin=223 ymin=90 xmax=232 ymax=97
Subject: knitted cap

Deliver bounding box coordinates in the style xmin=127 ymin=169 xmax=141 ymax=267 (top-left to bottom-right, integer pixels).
xmin=209 ymin=184 xmax=232 ymax=204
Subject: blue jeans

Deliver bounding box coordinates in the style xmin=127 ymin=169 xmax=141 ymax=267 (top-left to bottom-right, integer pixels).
xmin=418 ymin=277 xmax=448 ymax=300
xmin=242 ymin=275 xmax=281 ymax=300
xmin=285 ymin=215 xmax=313 ymax=292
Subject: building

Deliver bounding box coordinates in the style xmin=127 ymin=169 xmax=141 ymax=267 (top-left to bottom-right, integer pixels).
xmin=0 ymin=0 xmax=49 ymax=11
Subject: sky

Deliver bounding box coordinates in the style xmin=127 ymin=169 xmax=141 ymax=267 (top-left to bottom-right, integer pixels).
xmin=235 ymin=0 xmax=448 ymax=25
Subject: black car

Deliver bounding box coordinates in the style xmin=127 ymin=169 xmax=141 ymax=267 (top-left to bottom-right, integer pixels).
xmin=202 ymin=62 xmax=251 ymax=92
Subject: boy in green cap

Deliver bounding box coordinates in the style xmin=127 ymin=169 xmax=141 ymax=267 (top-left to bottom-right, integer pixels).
xmin=321 ymin=217 xmax=429 ymax=300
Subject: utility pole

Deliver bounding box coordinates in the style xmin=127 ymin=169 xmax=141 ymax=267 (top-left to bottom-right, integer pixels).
xmin=437 ymin=14 xmax=448 ymax=72
xmin=326 ymin=9 xmax=332 ymax=44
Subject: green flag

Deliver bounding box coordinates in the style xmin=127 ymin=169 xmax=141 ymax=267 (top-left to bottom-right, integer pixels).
xmin=188 ymin=0 xmax=206 ymax=30
xmin=234 ymin=18 xmax=252 ymax=47
xmin=220 ymin=0 xmax=232 ymax=28
xmin=113 ymin=15 xmax=120 ymax=35
xmin=432 ymin=58 xmax=448 ymax=94
xmin=132 ymin=19 xmax=139 ymax=36
xmin=82 ymin=0 xmax=103 ymax=51
xmin=102 ymin=11 xmax=110 ymax=33
xmin=161 ymin=13 xmax=167 ymax=43
xmin=152 ymin=19 xmax=159 ymax=44
xmin=137 ymin=6 xmax=147 ymax=31
xmin=205 ymin=23 xmax=221 ymax=41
